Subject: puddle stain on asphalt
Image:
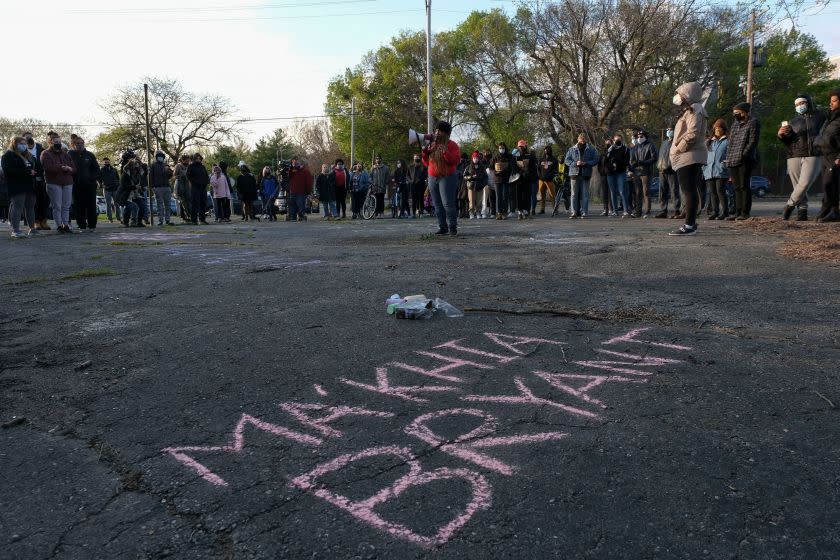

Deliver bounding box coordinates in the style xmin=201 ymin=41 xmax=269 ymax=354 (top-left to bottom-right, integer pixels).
xmin=162 ymin=328 xmax=693 ymax=548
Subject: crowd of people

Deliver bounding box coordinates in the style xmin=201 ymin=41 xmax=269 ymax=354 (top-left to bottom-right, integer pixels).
xmin=2 ymin=85 xmax=839 ymax=239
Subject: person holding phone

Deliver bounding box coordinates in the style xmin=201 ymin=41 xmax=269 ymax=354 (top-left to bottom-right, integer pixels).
xmin=40 ymin=134 xmax=76 ymax=232
xmin=777 ymin=93 xmax=826 ymax=221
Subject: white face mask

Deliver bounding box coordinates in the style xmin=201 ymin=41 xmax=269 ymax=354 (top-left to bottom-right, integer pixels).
xmin=672 ymin=93 xmax=683 ymax=106
xmin=498 ymin=148 xmax=505 ymax=154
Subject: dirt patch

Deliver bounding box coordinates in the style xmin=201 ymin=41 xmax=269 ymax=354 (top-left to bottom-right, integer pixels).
xmin=737 ymin=217 xmax=840 ymax=263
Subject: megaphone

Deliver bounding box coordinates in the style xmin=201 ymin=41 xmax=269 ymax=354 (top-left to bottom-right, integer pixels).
xmin=408 ymin=129 xmax=433 ymax=146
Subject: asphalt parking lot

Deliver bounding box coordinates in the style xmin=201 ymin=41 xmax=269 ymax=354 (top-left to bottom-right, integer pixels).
xmin=2 ymin=200 xmax=839 ymax=559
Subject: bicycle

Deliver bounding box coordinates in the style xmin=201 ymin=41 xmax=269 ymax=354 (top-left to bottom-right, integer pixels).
xmin=362 ymin=189 xmax=376 ymax=220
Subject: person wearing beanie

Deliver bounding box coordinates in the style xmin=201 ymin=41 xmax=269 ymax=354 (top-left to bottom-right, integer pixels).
xmin=725 ymin=101 xmax=761 ymax=220
xmin=150 ymin=151 xmax=174 ymax=226
xmin=814 ymin=89 xmax=840 ymax=222
xmin=703 ymin=119 xmax=730 ymax=220
xmin=420 ymin=120 xmax=461 ymax=235
xmin=778 ymin=93 xmax=827 ymax=221
xmin=668 ymin=81 xmax=708 ymax=236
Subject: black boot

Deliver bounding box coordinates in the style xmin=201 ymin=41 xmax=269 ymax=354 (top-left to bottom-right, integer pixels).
xmin=796 ymin=208 xmax=808 ymax=221
xmin=820 ymin=208 xmax=840 ymax=223
xmin=782 ymin=205 xmax=795 ymax=220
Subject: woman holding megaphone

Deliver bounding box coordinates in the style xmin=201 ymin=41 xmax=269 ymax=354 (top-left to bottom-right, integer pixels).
xmin=420 ymin=121 xmax=461 ymax=236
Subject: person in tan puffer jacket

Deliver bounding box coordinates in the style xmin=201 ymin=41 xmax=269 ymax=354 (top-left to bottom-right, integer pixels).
xmin=668 ymin=81 xmax=708 ymax=236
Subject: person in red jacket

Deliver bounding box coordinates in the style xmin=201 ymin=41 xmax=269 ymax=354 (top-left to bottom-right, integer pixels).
xmin=287 ymin=156 xmax=313 ymax=222
xmin=420 ymin=121 xmax=461 ymax=235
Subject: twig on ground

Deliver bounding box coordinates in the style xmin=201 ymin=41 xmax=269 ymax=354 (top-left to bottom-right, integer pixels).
xmin=814 ymin=391 xmax=836 ymax=409
xmin=464 ymin=307 xmax=602 ymax=321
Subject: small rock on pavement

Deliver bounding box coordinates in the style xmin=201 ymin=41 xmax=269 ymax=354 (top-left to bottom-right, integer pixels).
xmin=75 ymin=360 xmax=93 ymax=371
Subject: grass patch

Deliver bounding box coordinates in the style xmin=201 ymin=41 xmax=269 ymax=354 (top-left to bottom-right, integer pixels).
xmin=60 ymin=268 xmax=116 ymax=281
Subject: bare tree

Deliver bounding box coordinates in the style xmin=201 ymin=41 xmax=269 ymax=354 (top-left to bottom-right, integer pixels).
xmin=99 ymin=77 xmax=241 ymax=161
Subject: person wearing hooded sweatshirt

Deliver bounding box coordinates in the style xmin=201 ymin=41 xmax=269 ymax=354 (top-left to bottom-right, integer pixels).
xmin=329 ymin=158 xmax=349 ymax=219
xmin=725 ymin=102 xmax=761 ymax=220
xmin=814 ymin=89 xmax=840 ymax=222
xmin=150 ymin=151 xmax=174 ymax=226
xmin=287 ymin=157 xmax=313 ymax=222
xmin=237 ymin=163 xmax=259 ymax=221
xmin=564 ymin=134 xmax=600 ymax=218
xmin=703 ymin=119 xmax=730 ymax=220
xmin=491 ymin=142 xmax=514 ymax=220
xmin=186 ymin=153 xmax=210 ymax=225
xmin=210 ymin=164 xmax=232 ymax=222
xmin=537 ymin=145 xmax=558 ymax=214
xmin=259 ymin=166 xmax=280 ymax=221
xmin=68 ymin=135 xmax=101 ymax=231
xmin=115 ymin=158 xmax=142 ymax=227
xmin=40 ymin=134 xmax=76 ymax=232
xmin=668 ymin=81 xmax=708 ymax=236
xmin=778 ymin=93 xmax=827 ymax=221
xmin=1 ymin=136 xmax=37 ymax=238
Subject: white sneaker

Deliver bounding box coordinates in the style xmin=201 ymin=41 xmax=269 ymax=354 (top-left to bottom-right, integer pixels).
xmin=669 ymin=224 xmax=697 ymax=236
xmin=10 ymin=231 xmax=27 ymax=239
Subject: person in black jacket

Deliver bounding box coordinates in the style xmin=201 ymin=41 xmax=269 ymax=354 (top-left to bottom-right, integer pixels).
xmin=629 ymin=130 xmax=658 ymax=217
xmin=605 ymin=133 xmax=631 ymax=217
xmin=391 ymin=159 xmax=409 ymax=218
xmin=186 ymin=153 xmax=210 ymax=225
xmin=68 ymin=135 xmax=101 ymax=231
xmin=815 ymin=89 xmax=840 ymax=222
xmin=597 ymin=138 xmax=613 ymax=216
xmin=537 ymin=146 xmax=558 ymax=214
xmin=99 ymin=157 xmax=120 ymax=223
xmin=237 ymin=163 xmax=259 ymax=221
xmin=778 ymin=93 xmax=827 ymax=221
xmin=23 ymin=132 xmax=50 ymax=230
xmin=406 ymin=155 xmax=427 ymax=218
xmin=115 ymin=158 xmax=142 ymax=227
xmin=1 ymin=136 xmax=37 ymax=238
xmin=462 ymin=151 xmax=486 ymax=219
xmin=491 ymin=142 xmax=514 ymax=220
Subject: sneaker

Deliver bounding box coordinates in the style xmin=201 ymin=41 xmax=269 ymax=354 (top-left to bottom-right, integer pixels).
xmin=654 ymin=211 xmax=668 ymax=219
xmin=622 ymin=212 xmax=630 ymax=218
xmin=600 ymin=210 xmax=608 ymax=216
xmin=449 ymin=227 xmax=458 ymax=236
xmin=28 ymin=228 xmax=39 ymax=236
xmin=669 ymin=224 xmax=697 ymax=236
xmin=508 ymin=211 xmax=517 ymax=218
xmin=610 ymin=212 xmax=618 ymax=217
xmin=435 ymin=227 xmax=449 ymax=235
xmin=642 ymin=213 xmax=650 ymax=219
xmin=580 ymin=212 xmax=586 ymax=218
xmin=10 ymin=231 xmax=27 ymax=239
xmin=569 ymin=213 xmax=577 ymax=219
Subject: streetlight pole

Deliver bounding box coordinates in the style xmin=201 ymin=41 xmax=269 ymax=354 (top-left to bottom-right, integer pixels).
xmin=350 ymin=97 xmax=356 ymax=166
xmin=746 ymin=8 xmax=756 ymax=104
xmin=425 ymin=0 xmax=433 ymax=133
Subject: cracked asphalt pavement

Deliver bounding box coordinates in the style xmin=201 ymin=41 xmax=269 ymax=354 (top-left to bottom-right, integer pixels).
xmin=2 ymin=200 xmax=839 ymax=559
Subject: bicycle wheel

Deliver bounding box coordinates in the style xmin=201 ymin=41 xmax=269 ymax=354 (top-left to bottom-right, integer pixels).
xmin=362 ymin=192 xmax=376 ymax=220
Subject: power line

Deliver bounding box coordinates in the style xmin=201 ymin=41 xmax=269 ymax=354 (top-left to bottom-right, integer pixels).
xmin=68 ymin=0 xmax=375 ymax=15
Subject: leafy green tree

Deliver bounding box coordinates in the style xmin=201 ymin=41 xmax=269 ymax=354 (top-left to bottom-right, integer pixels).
xmin=249 ymin=128 xmax=298 ymax=172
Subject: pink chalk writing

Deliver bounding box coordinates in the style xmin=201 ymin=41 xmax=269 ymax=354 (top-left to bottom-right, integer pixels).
xmin=163 ymin=414 xmax=322 ymax=487
xmin=462 ymin=376 xmax=599 ymax=419
xmin=279 ymin=403 xmax=395 ymax=438
xmin=534 ymin=371 xmax=646 ymax=410
xmin=164 ymin=327 xmax=694 ymax=547
xmin=405 ymin=408 xmax=568 ymax=475
xmin=390 ymin=351 xmax=495 ymax=382
xmin=602 ymin=327 xmax=693 ymax=351
xmin=340 ymin=366 xmax=459 ymax=403
xmin=289 ymin=445 xmax=491 ymax=549
xmin=483 ymin=333 xmax=567 ymax=355
xmin=434 ymin=339 xmax=520 ymax=365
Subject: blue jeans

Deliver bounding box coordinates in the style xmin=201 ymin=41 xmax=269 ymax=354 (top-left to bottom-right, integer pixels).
xmin=291 ymin=194 xmax=307 ymax=219
xmin=429 ymin=173 xmax=458 ymax=230
xmin=606 ymin=173 xmax=627 ymax=214
xmin=570 ymin=176 xmax=590 ymax=215
xmin=530 ymin=181 xmax=538 ymax=212
xmin=495 ymin=183 xmax=508 ymax=214
xmin=323 ymin=199 xmax=337 ymax=217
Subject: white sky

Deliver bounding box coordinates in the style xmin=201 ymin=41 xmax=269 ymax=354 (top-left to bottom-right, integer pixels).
xmin=2 ymin=0 xmax=837 ymax=146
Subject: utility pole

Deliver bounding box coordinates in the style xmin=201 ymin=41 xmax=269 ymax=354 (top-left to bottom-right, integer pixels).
xmin=746 ymin=8 xmax=757 ymax=104
xmin=143 ymin=83 xmax=154 ymax=224
xmin=350 ymin=97 xmax=356 ymax=166
xmin=425 ymin=0 xmax=433 ymax=133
